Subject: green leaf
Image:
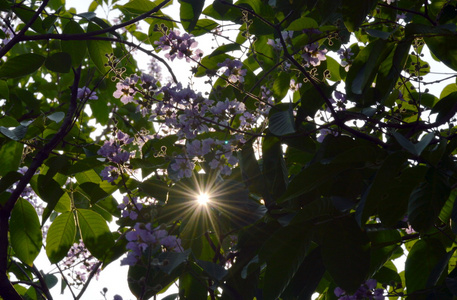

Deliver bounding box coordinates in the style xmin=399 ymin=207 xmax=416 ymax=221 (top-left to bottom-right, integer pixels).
xmin=77 ymin=12 xmax=97 ymax=20
xmin=425 ymin=35 xmax=457 ymax=72
xmin=262 ymin=135 xmax=288 ymax=200
xmin=44 ymin=274 xmax=58 ymax=289
xmin=45 ymin=52 xmax=72 ymax=73
xmin=191 ymin=19 xmax=219 ymax=36
xmin=47 ymin=112 xmax=65 ymax=123
xmin=355 ymin=151 xmax=408 ymax=226
xmin=392 ymin=132 xmax=434 ymax=156
xmin=427 ymin=247 xmax=456 ymax=288
xmin=272 ymin=72 xmax=291 ymax=102
xmin=46 ymin=211 xmax=76 ymax=264
xmin=10 ymin=199 xmax=42 ymax=266
xmin=209 ymin=43 xmax=241 ymax=58
xmin=280 ymin=247 xmax=326 ymax=300
xmin=138 ymin=178 xmax=169 ymax=202
xmin=119 ymin=0 xmax=157 ymax=14
xmin=319 ymin=216 xmax=371 ymax=293
xmin=0 ymin=54 xmax=45 ymax=79
xmin=78 ymin=182 xmax=110 ymax=204
xmin=286 ymin=16 xmax=318 ymax=31
xmin=75 ymin=169 xmax=102 ymax=184
xmin=0 ymin=141 xmax=23 ymax=176
xmin=367 ymin=228 xmax=402 ymax=275
xmin=128 ymin=250 xmax=189 ymax=299
xmin=0 ymin=171 xmax=22 ymax=194
xmin=180 ymin=268 xmax=207 ymax=299
xmin=76 ymin=209 xmax=114 ymax=259
xmin=195 ymin=53 xmax=230 ymax=77
xmin=268 ymin=104 xmax=295 ymax=136
xmin=345 ymin=40 xmax=394 ymax=107
xmin=377 ymin=165 xmax=427 ymax=228
xmin=376 ymin=40 xmax=411 ymax=102
xmin=261 ymin=225 xmax=310 ymax=300
xmin=431 ymin=91 xmax=457 ymax=124
xmin=405 ymin=239 xmax=446 ymax=293
xmin=87 ymin=23 xmax=113 ymax=74
xmin=342 ymin=0 xmax=377 ymax=31
xmin=0 ymin=79 xmax=9 ymax=100
xmin=179 ymin=0 xmax=205 ymax=32
xmin=61 ymin=20 xmax=87 ymax=68
xmin=13 ymin=4 xmax=45 ymax=34
xmin=408 ymin=168 xmax=451 ymax=233
xmin=196 ymin=259 xmax=228 ymax=281
xmin=238 ymin=143 xmax=273 ymax=206
xmin=0 ymin=125 xmax=27 ymax=141
xmin=36 ymin=175 xmax=65 ymax=224
xmin=89 ymin=0 xmax=99 ymax=12
xmin=440 ymin=83 xmax=457 ymax=99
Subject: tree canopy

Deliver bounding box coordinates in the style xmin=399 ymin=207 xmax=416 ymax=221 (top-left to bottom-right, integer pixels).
xmin=1 ymin=0 xmax=457 ymax=299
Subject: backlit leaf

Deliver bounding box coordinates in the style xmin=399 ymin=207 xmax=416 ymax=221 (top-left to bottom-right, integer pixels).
xmin=0 ymin=54 xmax=45 ymax=79
xmin=10 ymin=199 xmax=42 ymax=266
xmin=76 ymin=209 xmax=114 ymax=259
xmin=46 ymin=212 xmax=76 ymax=264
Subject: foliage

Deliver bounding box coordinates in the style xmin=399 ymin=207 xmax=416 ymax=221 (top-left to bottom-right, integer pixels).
xmin=1 ymin=0 xmax=457 ymax=299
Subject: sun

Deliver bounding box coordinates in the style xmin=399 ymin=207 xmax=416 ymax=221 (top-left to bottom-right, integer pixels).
xmin=196 ymin=192 xmax=210 ymax=205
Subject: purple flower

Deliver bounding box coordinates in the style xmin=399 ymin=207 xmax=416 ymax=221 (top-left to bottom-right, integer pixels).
xmin=317 ymin=128 xmax=338 ymax=143
xmin=334 ymin=287 xmax=345 ymax=297
xmin=290 ymin=79 xmax=302 ymax=92
xmin=302 ymin=42 xmax=327 ymax=67
xmin=121 ymin=223 xmax=183 ymax=266
xmin=113 ymin=295 xmax=123 ymax=300
xmin=97 ymin=131 xmax=133 ymax=167
xmin=217 ymin=58 xmax=247 ymax=84
xmin=100 ymin=165 xmax=119 ymax=183
xmin=154 ymin=30 xmax=202 ymax=62
xmin=160 ymin=235 xmax=182 ymax=252
xmin=77 ymin=87 xmax=98 ymax=100
xmin=337 ymin=48 xmax=354 ymax=67
xmin=113 ymin=76 xmax=138 ymax=104
xmin=170 ymin=156 xmax=195 ymax=179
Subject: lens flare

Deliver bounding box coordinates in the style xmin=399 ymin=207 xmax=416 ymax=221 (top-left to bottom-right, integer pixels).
xmin=196 ymin=192 xmax=210 ymax=205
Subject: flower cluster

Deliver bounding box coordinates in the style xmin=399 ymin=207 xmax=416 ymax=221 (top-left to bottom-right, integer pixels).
xmin=77 ymin=86 xmax=98 ymax=100
xmin=98 ymin=131 xmax=134 ymax=182
xmin=121 ymin=223 xmax=182 ymax=266
xmin=147 ymin=58 xmax=162 ymax=81
xmin=118 ymin=196 xmax=156 ymax=221
xmin=337 ymin=47 xmax=354 ymax=68
xmin=113 ymin=75 xmax=138 ymax=104
xmin=154 ymin=29 xmax=203 ymax=62
xmin=217 ymin=58 xmax=247 ymax=84
xmin=302 ymin=42 xmax=327 ymax=67
xmin=334 ymin=279 xmax=385 ymax=300
xmin=267 ymin=30 xmax=293 ymax=51
xmin=60 ymin=240 xmax=100 ymax=286
xmin=327 ymin=90 xmax=347 ymax=112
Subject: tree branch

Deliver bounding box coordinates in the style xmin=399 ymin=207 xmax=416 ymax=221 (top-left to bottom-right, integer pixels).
xmin=0 ymin=0 xmax=171 ymax=59
xmin=0 ymin=0 xmax=50 ymax=58
xmin=20 ymin=35 xmax=178 ymax=84
xmin=0 ymin=66 xmax=81 ymax=300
